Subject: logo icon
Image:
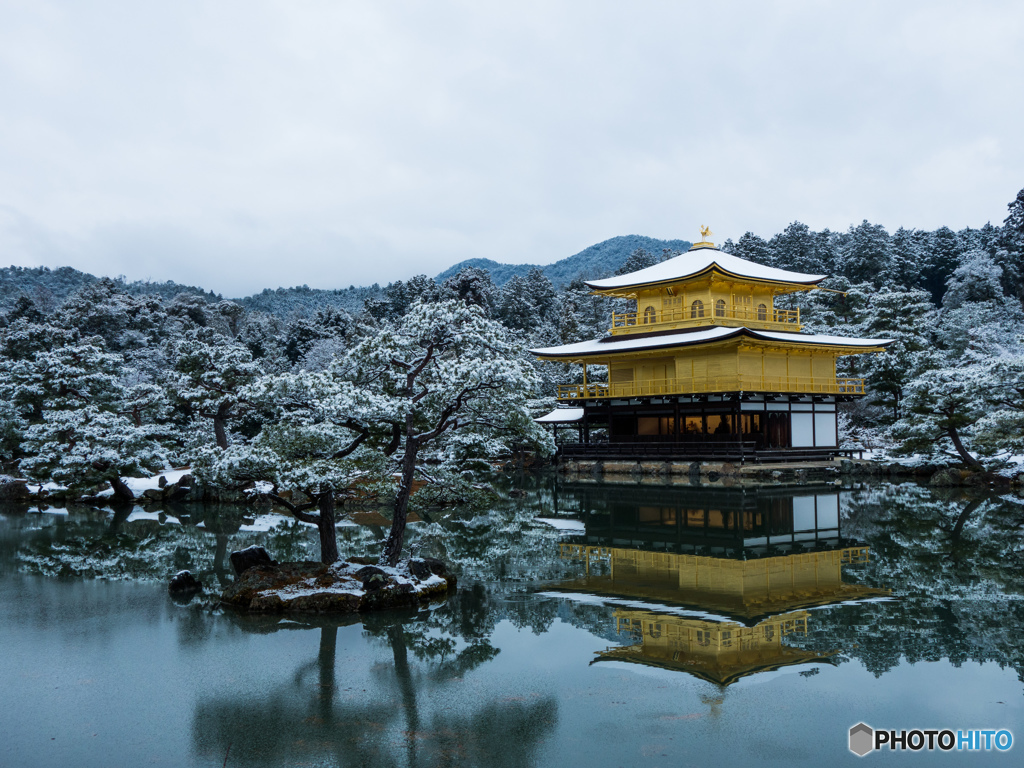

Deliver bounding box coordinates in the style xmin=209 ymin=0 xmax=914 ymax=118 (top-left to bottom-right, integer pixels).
xmin=850 ymin=723 xmax=874 ymax=757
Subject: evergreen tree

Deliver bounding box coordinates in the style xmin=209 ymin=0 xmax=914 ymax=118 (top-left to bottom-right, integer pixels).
xmin=891 ymin=366 xmax=987 ymax=470
xmin=727 ymin=232 xmax=774 ymax=267
xmin=12 ymin=343 xmax=171 ymax=499
xmin=921 ymin=226 xmax=963 ymax=304
xmin=841 ymin=221 xmax=892 ymax=287
xmin=614 ymin=248 xmax=662 ymax=276
xmin=770 ymin=222 xmax=817 ymax=273
xmin=942 ymin=250 xmax=1006 ymax=309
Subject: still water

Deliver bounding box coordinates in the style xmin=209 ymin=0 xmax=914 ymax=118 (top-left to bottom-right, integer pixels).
xmin=1 ymin=477 xmax=1022 ymax=767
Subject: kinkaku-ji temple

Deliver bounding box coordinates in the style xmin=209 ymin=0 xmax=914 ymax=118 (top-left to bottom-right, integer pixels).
xmin=532 ymin=227 xmax=893 ymax=462
xmin=545 ymin=483 xmax=891 ymax=688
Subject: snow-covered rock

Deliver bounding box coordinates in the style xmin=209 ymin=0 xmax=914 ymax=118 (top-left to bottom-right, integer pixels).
xmin=220 ymin=557 xmax=456 ymax=613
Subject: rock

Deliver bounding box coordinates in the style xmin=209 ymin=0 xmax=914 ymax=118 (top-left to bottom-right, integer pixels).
xmin=230 ymin=545 xmax=279 ymax=577
xmin=408 ymin=557 xmax=449 ymax=581
xmin=408 ymin=560 xmax=432 ymax=580
xmin=168 ymin=570 xmax=202 ymax=595
xmin=176 ymin=474 xmax=192 ymax=488
xmin=158 ymin=475 xmax=168 ymax=488
xmin=0 ymin=476 xmax=32 ymax=501
xmin=354 ymin=566 xmax=392 ymax=592
xmin=142 ymin=488 xmax=163 ymax=501
xmin=165 ymin=484 xmax=190 ymax=502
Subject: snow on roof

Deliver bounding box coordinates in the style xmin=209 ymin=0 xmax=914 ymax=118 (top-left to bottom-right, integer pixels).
xmin=534 ymin=407 xmax=585 ymax=423
xmin=531 ymin=327 xmax=892 ymax=359
xmin=585 ymin=247 xmax=826 ymax=291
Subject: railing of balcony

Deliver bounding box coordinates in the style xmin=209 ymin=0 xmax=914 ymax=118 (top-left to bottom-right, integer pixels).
xmin=610 ymin=304 xmax=800 ymax=335
xmin=557 ymin=375 xmax=864 ymax=399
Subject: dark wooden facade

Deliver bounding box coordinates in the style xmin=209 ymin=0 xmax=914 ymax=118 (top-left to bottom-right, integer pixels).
xmin=553 ymin=392 xmax=851 ymax=463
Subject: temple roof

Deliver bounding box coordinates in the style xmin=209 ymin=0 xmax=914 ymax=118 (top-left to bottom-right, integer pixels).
xmin=585 ymin=247 xmax=826 ymax=292
xmin=531 ymin=326 xmax=893 ymax=359
xmin=534 ymin=407 xmax=585 ymax=423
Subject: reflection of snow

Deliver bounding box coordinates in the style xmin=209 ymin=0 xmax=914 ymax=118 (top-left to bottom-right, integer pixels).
xmin=27 ymin=507 xmax=68 ymax=516
xmin=239 ymin=514 xmax=290 ymax=532
xmin=126 ymin=509 xmax=180 ymax=525
xmin=534 ymin=517 xmax=585 ymax=532
xmin=537 ymin=591 xmax=733 ymax=622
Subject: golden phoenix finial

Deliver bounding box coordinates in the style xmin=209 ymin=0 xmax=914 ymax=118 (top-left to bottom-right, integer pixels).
xmin=700 ymin=225 xmax=712 ymax=241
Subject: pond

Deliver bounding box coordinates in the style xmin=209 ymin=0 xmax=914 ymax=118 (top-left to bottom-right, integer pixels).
xmin=1 ymin=476 xmax=1022 ymax=767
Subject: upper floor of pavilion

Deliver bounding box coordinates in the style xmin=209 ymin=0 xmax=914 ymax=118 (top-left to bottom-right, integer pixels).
xmin=587 ymin=231 xmax=826 ymax=336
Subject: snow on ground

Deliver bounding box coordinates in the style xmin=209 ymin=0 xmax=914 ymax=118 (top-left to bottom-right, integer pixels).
xmin=534 ymin=517 xmax=585 ymax=532
xmin=96 ymin=468 xmax=193 ymax=497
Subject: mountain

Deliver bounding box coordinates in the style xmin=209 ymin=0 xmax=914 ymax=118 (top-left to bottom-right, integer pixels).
xmin=434 ymin=235 xmax=692 ymax=287
xmin=0 ymin=265 xmax=220 ymax=313
xmin=2 ymin=234 xmax=691 ymax=319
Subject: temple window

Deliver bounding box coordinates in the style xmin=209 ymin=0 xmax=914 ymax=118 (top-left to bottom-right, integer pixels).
xmin=715 ymin=299 xmax=726 ymax=317
xmin=757 ymin=303 xmax=768 ymax=321
xmin=643 ymin=306 xmax=657 ymax=324
xmin=691 ymin=299 xmax=705 ymax=318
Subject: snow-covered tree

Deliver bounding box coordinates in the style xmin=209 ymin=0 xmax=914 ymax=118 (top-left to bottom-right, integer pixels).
xmin=770 ymin=221 xmax=819 ymax=274
xmin=724 ymin=231 xmax=775 ymax=267
xmin=440 ymin=267 xmax=496 ymax=314
xmin=199 ymin=367 xmax=383 ymax=564
xmin=166 ymin=328 xmax=263 ymax=449
xmin=841 ymin=220 xmax=891 ymax=286
xmin=12 ymin=343 xmax=171 ymax=499
xmin=890 ymin=366 xmax=987 ymax=469
xmin=857 ymin=288 xmax=939 ymax=420
xmin=942 ymin=250 xmax=1006 ymax=309
xmin=922 ymin=226 xmax=963 ymax=304
xmin=346 ymin=300 xmax=550 ymax=565
xmin=973 ymin=354 xmax=1024 ymax=456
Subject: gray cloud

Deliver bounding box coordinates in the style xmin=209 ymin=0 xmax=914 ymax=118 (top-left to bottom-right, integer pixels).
xmin=1 ymin=1 xmax=1021 ymax=295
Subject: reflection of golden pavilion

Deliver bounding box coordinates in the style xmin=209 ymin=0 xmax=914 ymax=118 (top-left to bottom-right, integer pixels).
xmin=554 ymin=544 xmax=890 ymax=686
xmin=599 ymin=609 xmax=828 ymax=686
xmin=558 ymin=544 xmax=887 ymax=620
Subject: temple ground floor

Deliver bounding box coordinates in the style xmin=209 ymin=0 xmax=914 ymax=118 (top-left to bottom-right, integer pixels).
xmin=546 ymin=392 xmax=854 ymax=463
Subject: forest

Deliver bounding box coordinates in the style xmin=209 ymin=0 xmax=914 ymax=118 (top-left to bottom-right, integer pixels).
xmin=2 ymin=186 xmax=1024 ymax=511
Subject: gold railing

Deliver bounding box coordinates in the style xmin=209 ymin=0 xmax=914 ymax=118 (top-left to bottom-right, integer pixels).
xmin=610 ymin=304 xmax=800 ymax=335
xmin=557 ymin=375 xmax=865 ymax=400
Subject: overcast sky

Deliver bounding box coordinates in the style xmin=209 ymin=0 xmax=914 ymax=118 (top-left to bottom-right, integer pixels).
xmin=1 ymin=1 xmax=1022 ymax=296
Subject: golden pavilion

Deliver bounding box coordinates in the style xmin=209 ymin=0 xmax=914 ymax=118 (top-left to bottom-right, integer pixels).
xmin=532 ymin=229 xmax=892 ymax=461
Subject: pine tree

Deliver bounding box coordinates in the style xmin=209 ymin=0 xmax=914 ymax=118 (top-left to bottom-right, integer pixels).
xmin=922 ymin=226 xmax=963 ymax=304
xmin=770 ymin=222 xmax=817 ymax=273
xmin=728 ymin=232 xmax=774 ymax=267
xmin=842 ymin=221 xmax=892 ymax=286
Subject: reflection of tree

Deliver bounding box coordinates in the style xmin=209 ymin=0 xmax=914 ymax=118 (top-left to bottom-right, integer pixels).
xmin=192 ymin=607 xmax=557 ymax=768
xmin=793 ymin=486 xmax=1024 ymax=682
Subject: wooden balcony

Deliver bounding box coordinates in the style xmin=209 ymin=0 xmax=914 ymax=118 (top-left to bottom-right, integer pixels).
xmin=610 ymin=304 xmax=801 ymax=336
xmin=557 ymin=375 xmax=865 ymax=400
